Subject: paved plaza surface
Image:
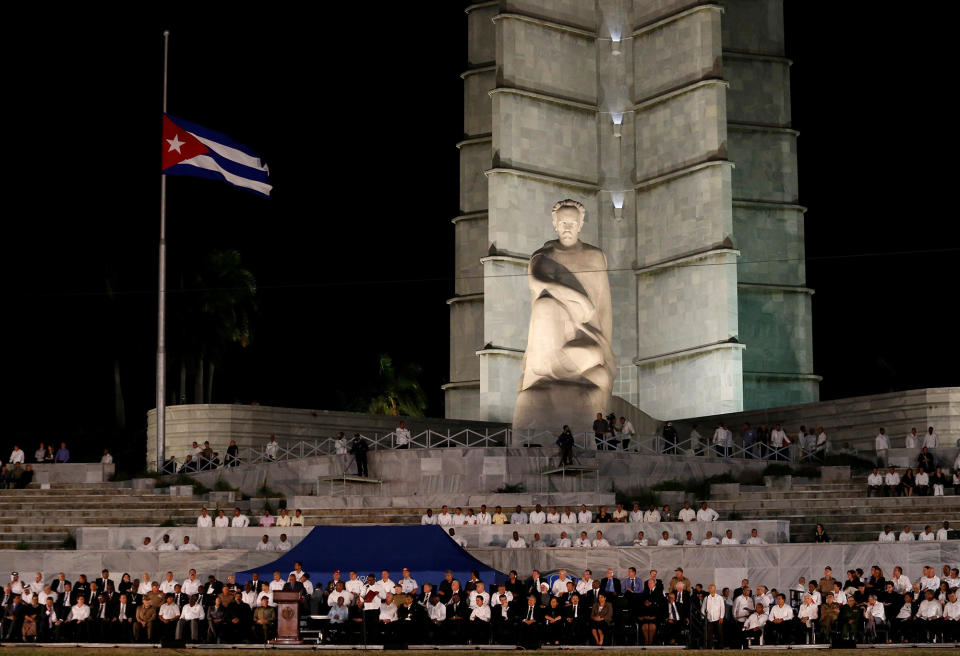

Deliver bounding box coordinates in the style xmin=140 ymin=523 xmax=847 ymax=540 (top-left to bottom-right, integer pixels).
xmin=0 ymin=648 xmax=958 ymax=655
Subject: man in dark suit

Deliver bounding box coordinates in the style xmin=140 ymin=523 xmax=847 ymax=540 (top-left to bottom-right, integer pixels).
xmin=3 ymin=593 xmax=23 ymax=640
xmin=171 ymin=585 xmax=189 ymax=611
xmin=51 ymin=574 xmax=70 ymax=599
xmin=437 ymin=571 xmax=456 ymax=605
xmin=525 ymin=570 xmax=546 ymax=597
xmin=39 ymin=597 xmax=64 ymax=642
xmin=661 ymin=591 xmax=688 ymax=645
xmin=95 ymin=570 xmax=114 ymax=595
xmin=73 ymin=575 xmax=91 ymax=602
xmin=564 ymin=593 xmax=587 ymax=645
xmin=110 ymin=593 xmax=136 ymax=642
xmin=598 ymin=569 xmax=622 ymax=605
xmin=223 ymin=591 xmax=251 ymax=643
xmin=518 ymin=595 xmax=544 ymax=648
xmin=491 ymin=593 xmax=517 ymax=644
xmin=202 ymin=576 xmax=223 ymax=608
xmin=397 ymin=594 xmax=425 ymax=643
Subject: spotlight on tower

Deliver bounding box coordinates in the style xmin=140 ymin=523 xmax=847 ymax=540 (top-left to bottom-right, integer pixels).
xmin=611 ymin=32 xmax=622 ymax=56
xmin=611 ymin=112 xmax=623 ymax=138
xmin=612 ymin=192 xmax=624 ymax=221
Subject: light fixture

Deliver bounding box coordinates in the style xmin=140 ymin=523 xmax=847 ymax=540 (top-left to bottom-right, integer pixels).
xmin=611 ymin=112 xmax=623 ymax=138
xmin=611 ymin=32 xmax=622 ymax=56
xmin=612 ymin=192 xmax=624 ymax=221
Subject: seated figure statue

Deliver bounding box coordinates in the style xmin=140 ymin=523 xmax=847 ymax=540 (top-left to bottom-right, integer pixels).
xmin=512 ymin=199 xmax=614 ymax=438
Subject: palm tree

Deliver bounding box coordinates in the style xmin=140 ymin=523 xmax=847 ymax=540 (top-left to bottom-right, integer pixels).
xmin=173 ymin=250 xmax=256 ymax=403
xmin=366 ymin=354 xmax=428 ymax=417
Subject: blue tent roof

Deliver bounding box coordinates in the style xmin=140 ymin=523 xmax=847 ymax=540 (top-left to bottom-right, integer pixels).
xmin=236 ymin=525 xmax=504 ymax=589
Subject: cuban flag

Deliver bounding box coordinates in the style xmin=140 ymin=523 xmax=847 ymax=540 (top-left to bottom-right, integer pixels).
xmin=162 ymin=114 xmax=271 ymax=197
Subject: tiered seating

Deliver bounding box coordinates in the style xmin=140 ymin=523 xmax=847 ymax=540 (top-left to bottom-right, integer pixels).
xmin=712 ymin=481 xmax=960 ymax=542
xmin=0 ymin=483 xmax=208 ymax=549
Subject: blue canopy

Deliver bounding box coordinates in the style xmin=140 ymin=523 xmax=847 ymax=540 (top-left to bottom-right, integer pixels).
xmin=236 ymin=525 xmax=504 ymax=589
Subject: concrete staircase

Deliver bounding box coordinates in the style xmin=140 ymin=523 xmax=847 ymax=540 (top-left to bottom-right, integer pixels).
xmin=0 ymin=484 xmax=209 ymax=549
xmin=711 ymin=481 xmax=960 ymax=542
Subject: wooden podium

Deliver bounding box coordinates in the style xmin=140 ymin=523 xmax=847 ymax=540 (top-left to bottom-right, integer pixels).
xmin=271 ymin=591 xmax=303 ymax=644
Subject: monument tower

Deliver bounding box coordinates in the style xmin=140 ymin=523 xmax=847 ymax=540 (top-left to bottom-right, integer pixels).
xmin=446 ymin=0 xmax=818 ymax=425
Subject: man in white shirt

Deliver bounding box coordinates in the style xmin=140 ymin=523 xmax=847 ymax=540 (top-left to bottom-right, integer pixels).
xmin=915 ymin=468 xmax=930 ymax=496
xmin=276 ymin=533 xmax=292 ymax=551
xmin=905 ymin=427 xmax=919 ymax=448
xmin=643 ymin=505 xmax=661 ymax=522
xmin=938 ymin=521 xmax=951 ymax=541
xmin=633 ymin=531 xmax=648 ymax=546
xmin=137 ymin=536 xmax=155 ymax=551
xmin=506 ymin=531 xmax=527 ymax=549
xmin=863 ymin=594 xmax=885 ymax=642
xmin=943 ymin=591 xmax=960 ymax=639
xmin=577 ymin=504 xmax=592 ymax=524
xmin=181 ymin=570 xmax=202 ymax=597
xmin=618 ymin=416 xmax=636 ymax=450
xmin=231 ymin=508 xmax=249 ymax=528
xmin=8 ymin=446 xmax=25 ymax=465
xmin=255 ymin=535 xmax=275 ymax=551
xmin=160 ymin=572 xmax=180 ymax=595
xmin=766 ymin=594 xmax=794 ymax=644
xmin=884 ymin=467 xmax=900 ymax=496
xmin=798 ymin=594 xmax=818 ymax=630
xmin=420 ymin=509 xmax=436 ymax=525
xmin=592 ymin=530 xmax=610 ymax=547
xmin=268 ymin=572 xmax=285 ymax=592
xmin=560 ymin=507 xmax=577 ymax=524
xmin=746 ymin=528 xmax=766 ymax=545
xmin=742 ymin=604 xmax=767 ymax=646
xmin=702 ymin=584 xmax=725 ymax=647
xmin=919 ymin=525 xmax=936 ymax=541
xmin=528 ymin=504 xmax=546 ymax=525
xmin=733 ymin=587 xmax=754 ymax=623
xmin=575 ymin=571 xmax=594 ymax=596
xmin=922 ymin=426 xmax=938 ymax=448
xmin=395 ymin=421 xmax=411 ymax=448
xmin=879 ymin=525 xmax=896 ymax=543
xmin=875 ymin=428 xmax=890 ymax=466
xmin=374 ymin=571 xmax=395 ymax=599
xmin=677 ymin=501 xmax=696 ymax=522
xmin=628 ymin=503 xmax=643 ymax=523
xmin=899 ymin=525 xmax=915 ymax=542
xmin=510 ymin=505 xmax=528 ymax=524
xmin=701 ymin=530 xmax=720 ymax=546
xmin=333 ymin=432 xmax=347 ymax=454
xmin=476 ymin=504 xmax=491 ymax=525
xmin=721 ymin=530 xmax=739 ymax=545
xmin=657 ymin=531 xmax=678 ymax=546
xmin=196 ymin=508 xmax=213 ymax=527
xmin=682 ymin=531 xmax=697 ymax=546
xmin=214 ymin=510 xmax=229 ymax=527
xmin=890 ymin=567 xmax=910 ymax=594
xmin=530 ymin=533 xmax=547 ymax=547
xmin=574 ymin=531 xmax=591 ymax=548
xmin=696 ymin=502 xmax=719 ymax=522
xmin=917 ymin=590 xmax=942 ymax=626
xmin=551 ymin=570 xmax=572 ymax=596
xmin=554 ymin=531 xmax=572 ymax=548
xmin=755 ymin=586 xmax=774 ymax=610
xmin=328 ymin=581 xmax=353 ymax=608
xmin=919 ymin=566 xmax=940 ymax=591
xmin=448 ymin=528 xmax=467 ymax=547
xmin=265 ymin=435 xmax=279 ymax=460
xmin=769 ymin=424 xmax=790 ymax=459
xmin=545 ymin=506 xmax=560 ymax=523
xmin=175 ymin=595 xmax=205 ymax=641
xmin=156 ymin=534 xmax=176 ymax=551
xmin=437 ymin=506 xmax=453 ymax=526
xmin=468 ymin=582 xmax=489 ymax=610
xmin=178 ymin=535 xmax=199 ymax=551
xmin=451 ymin=507 xmax=466 ymax=525
xmin=867 ymin=468 xmax=884 ymax=496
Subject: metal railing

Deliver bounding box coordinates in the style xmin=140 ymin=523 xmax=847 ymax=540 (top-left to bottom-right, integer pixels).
xmin=165 ymin=426 xmax=810 ymax=474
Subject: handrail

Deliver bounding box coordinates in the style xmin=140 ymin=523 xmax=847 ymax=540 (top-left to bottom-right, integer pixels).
xmin=166 ymin=426 xmax=806 ymax=474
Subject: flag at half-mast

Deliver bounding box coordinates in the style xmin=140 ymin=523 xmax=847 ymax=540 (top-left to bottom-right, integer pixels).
xmin=162 ymin=114 xmax=271 ymax=197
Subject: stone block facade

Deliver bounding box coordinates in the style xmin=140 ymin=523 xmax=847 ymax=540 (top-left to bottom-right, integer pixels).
xmin=447 ymin=0 xmax=816 ymax=424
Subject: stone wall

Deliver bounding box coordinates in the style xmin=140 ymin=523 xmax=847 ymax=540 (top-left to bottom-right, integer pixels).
xmin=469 ymin=541 xmax=960 ymax=594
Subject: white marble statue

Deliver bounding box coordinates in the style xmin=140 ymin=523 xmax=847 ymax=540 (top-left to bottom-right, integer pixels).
xmin=512 ymin=199 xmax=614 ymax=437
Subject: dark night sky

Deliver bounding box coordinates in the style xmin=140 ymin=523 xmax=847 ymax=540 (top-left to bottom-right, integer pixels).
xmin=5 ymin=4 xmax=956 ymax=466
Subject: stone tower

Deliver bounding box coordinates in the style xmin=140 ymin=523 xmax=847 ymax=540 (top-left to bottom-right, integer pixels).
xmin=445 ymin=0 xmax=818 ymax=424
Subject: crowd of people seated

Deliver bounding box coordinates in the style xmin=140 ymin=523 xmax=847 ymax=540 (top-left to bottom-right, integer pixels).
xmin=0 ymin=566 xmax=314 ymax=643
xmin=421 ymin=501 xmax=721 ymax=528
xmin=2 ymin=560 xmax=958 ymax=645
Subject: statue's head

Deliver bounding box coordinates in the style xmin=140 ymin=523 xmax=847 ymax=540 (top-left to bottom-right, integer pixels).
xmin=551 ymin=199 xmax=585 ymax=247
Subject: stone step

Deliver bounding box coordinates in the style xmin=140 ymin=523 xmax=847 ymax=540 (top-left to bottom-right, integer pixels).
xmin=710 ymin=496 xmax=959 ymax=509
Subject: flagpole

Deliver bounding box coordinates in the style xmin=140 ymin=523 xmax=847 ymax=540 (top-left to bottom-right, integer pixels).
xmin=157 ymin=29 xmax=169 ymax=471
